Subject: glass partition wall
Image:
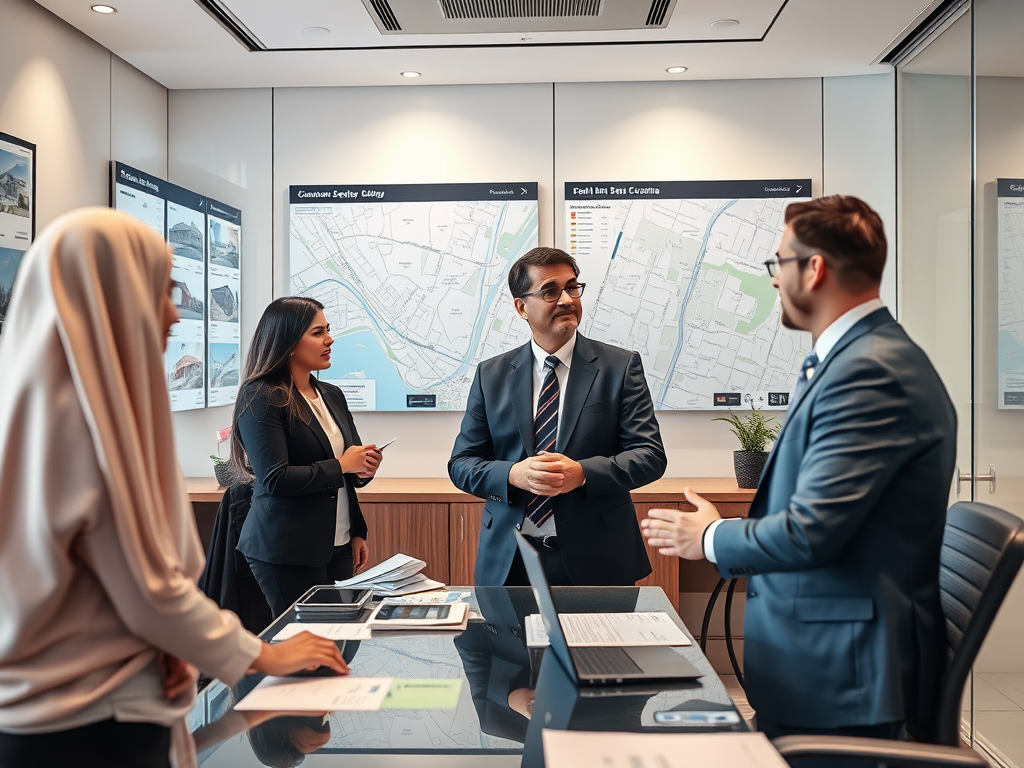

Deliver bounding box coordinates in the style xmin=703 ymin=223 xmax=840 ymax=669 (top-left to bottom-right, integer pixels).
xmin=899 ymin=1 xmax=1024 ymax=765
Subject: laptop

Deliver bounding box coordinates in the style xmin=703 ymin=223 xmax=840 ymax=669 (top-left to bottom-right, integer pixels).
xmin=514 ymin=531 xmax=704 ymax=685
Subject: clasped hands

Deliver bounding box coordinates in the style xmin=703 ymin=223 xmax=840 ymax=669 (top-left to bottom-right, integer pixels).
xmin=640 ymin=487 xmax=722 ymax=560
xmin=509 ymin=451 xmax=585 ymax=496
xmin=340 ymin=444 xmax=382 ymax=478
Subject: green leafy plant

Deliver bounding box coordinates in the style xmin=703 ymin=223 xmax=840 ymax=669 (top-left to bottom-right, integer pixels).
xmin=713 ymin=406 xmax=780 ymax=453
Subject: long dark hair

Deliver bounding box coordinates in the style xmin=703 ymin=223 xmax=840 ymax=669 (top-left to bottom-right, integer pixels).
xmin=228 ymin=296 xmax=325 ymax=478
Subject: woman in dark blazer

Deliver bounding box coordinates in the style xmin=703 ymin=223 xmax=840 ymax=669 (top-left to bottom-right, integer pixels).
xmin=230 ymin=297 xmax=383 ymax=617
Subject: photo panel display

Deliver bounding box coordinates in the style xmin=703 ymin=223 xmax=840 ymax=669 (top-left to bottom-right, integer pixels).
xmin=288 ymin=182 xmax=539 ymax=411
xmin=206 ymin=199 xmax=241 ymax=407
xmin=565 ymin=179 xmax=813 ymax=410
xmin=112 ymin=162 xmax=165 ymax=236
xmin=997 ymin=179 xmax=1024 ymax=409
xmin=0 ymin=132 xmax=34 ymax=335
xmin=164 ymin=181 xmax=207 ymax=411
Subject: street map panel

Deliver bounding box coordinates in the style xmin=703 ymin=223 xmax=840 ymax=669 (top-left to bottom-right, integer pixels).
xmin=289 ymin=183 xmax=539 ymax=411
xmin=998 ymin=178 xmax=1024 ymax=408
xmin=567 ymin=179 xmax=812 ymax=410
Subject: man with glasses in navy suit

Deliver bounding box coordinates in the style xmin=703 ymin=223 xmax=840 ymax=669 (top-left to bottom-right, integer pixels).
xmin=642 ymin=196 xmax=956 ymax=751
xmin=450 ymin=247 xmax=666 ymax=587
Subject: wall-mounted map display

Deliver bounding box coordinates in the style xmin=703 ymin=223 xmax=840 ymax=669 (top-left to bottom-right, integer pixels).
xmin=289 ymin=182 xmax=539 ymax=411
xmin=206 ymin=199 xmax=241 ymax=407
xmin=997 ymin=178 xmax=1024 ymax=409
xmin=565 ymin=179 xmax=812 ymax=410
xmin=111 ymin=162 xmax=242 ymax=411
xmin=0 ymin=131 xmax=34 ymax=335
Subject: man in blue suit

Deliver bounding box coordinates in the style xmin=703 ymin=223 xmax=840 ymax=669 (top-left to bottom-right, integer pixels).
xmin=643 ymin=196 xmax=956 ymax=745
xmin=449 ymin=247 xmax=666 ymax=587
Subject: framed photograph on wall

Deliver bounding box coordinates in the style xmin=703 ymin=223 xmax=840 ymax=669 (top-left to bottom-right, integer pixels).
xmin=0 ymin=131 xmax=36 ymax=334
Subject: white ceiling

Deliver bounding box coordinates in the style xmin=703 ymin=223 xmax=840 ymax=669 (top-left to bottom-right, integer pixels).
xmin=32 ymin=0 xmax=940 ymax=90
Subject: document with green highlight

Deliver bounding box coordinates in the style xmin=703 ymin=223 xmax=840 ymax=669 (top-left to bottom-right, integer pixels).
xmin=382 ymin=679 xmax=463 ymax=710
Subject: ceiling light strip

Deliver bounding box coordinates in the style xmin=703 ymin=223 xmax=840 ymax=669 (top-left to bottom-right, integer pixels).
xmin=191 ymin=0 xmax=267 ymax=51
xmin=876 ymin=0 xmax=970 ymax=67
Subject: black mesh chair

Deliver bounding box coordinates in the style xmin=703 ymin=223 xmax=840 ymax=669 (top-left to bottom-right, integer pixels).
xmin=773 ymin=501 xmax=1024 ymax=767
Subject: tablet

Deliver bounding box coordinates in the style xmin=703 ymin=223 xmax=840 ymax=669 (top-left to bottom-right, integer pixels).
xmin=295 ymin=586 xmax=373 ymax=612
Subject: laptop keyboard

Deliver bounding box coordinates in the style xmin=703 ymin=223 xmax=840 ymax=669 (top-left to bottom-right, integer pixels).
xmin=571 ymin=646 xmax=643 ymax=677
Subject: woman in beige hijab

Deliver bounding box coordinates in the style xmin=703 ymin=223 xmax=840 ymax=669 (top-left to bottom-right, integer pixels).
xmin=0 ymin=209 xmax=347 ymax=768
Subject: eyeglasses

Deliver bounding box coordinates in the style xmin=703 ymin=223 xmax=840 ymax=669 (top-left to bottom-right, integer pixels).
xmin=521 ymin=283 xmax=587 ymax=303
xmin=763 ymin=254 xmax=813 ymax=278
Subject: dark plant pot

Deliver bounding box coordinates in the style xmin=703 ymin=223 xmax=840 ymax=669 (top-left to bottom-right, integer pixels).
xmin=733 ymin=450 xmax=768 ymax=489
xmin=213 ymin=462 xmax=233 ymax=488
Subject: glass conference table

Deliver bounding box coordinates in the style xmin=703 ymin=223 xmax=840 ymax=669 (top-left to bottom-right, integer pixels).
xmin=188 ymin=586 xmax=744 ymax=768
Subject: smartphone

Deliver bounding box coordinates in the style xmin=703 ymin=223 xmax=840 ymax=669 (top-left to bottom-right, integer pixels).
xmin=378 ymin=437 xmax=397 ymax=451
xmin=653 ymin=710 xmax=742 ymax=726
xmin=374 ymin=604 xmax=451 ymax=621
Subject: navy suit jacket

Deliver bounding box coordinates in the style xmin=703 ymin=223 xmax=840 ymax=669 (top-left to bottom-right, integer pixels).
xmin=448 ymin=333 xmax=667 ymax=586
xmin=235 ymin=378 xmax=369 ymax=567
xmin=714 ymin=308 xmax=956 ymax=730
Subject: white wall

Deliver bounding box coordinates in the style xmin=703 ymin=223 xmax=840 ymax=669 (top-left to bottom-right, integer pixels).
xmin=165 ymin=75 xmax=897 ymax=478
xmin=0 ymin=0 xmax=166 ymax=228
xmin=168 ymin=88 xmax=273 ymax=476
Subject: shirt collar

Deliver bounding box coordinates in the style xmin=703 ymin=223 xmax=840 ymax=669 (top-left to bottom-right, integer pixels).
xmin=813 ymin=298 xmax=885 ymax=363
xmin=530 ymin=333 xmax=576 ymax=373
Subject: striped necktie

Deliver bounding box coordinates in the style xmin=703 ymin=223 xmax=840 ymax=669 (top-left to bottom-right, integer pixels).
xmin=526 ymin=355 xmax=560 ymax=527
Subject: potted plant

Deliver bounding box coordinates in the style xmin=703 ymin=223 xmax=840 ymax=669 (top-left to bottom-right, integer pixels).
xmin=713 ymin=406 xmax=781 ymax=489
xmin=211 ymin=427 xmax=234 ymax=488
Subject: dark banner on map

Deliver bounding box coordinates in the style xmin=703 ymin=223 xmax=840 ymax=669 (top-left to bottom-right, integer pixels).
xmin=565 ymin=179 xmax=812 ymax=200
xmin=998 ymin=179 xmax=1024 ymax=198
xmin=290 ymin=182 xmax=539 ymax=205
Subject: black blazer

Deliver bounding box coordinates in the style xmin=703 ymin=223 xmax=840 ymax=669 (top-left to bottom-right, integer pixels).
xmin=235 ymin=378 xmax=369 ymax=567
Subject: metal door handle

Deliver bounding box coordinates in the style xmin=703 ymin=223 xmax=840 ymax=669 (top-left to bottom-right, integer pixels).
xmin=955 ymin=465 xmax=996 ymax=497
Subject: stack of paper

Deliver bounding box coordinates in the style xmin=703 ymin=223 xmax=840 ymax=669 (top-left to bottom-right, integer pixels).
xmin=543 ymin=731 xmax=790 ymax=768
xmin=335 ymin=553 xmax=444 ymax=596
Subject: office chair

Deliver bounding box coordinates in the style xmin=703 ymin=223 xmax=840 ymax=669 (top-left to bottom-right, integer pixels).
xmin=773 ymin=501 xmax=1024 ymax=767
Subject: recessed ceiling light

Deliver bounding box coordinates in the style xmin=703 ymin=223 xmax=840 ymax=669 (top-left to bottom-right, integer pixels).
xmin=400 ymin=71 xmax=421 ymax=78
xmin=91 ymin=4 xmax=117 ymax=13
xmin=665 ymin=66 xmax=688 ymax=74
xmin=302 ymin=26 xmax=330 ymax=35
xmin=710 ymin=18 xmax=740 ymax=27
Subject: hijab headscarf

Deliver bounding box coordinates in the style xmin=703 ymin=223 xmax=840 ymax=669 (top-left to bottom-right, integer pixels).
xmin=0 ymin=208 xmax=215 ymax=766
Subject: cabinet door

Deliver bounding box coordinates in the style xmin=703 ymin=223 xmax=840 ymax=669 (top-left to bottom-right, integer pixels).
xmin=449 ymin=503 xmax=484 ymax=586
xmin=359 ymin=503 xmax=449 ymax=583
xmin=633 ymin=502 xmax=680 ymax=610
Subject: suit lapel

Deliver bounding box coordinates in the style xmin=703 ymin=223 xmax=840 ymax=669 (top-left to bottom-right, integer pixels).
xmin=755 ymin=308 xmax=896 ymax=502
xmin=557 ymin=334 xmax=598 ymax=452
xmin=317 ymin=381 xmax=355 ymax=448
xmin=300 ymin=380 xmax=336 ymax=457
xmin=508 ymin=344 xmax=536 ymax=454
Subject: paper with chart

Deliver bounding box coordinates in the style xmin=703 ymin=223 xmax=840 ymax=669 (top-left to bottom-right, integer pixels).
xmin=567 ymin=179 xmax=812 ymax=410
xmin=289 ymin=182 xmax=539 ymax=411
xmin=998 ymin=179 xmax=1024 ymax=408
xmin=526 ymin=612 xmax=691 ymax=647
xmin=234 ymin=676 xmax=391 ymax=712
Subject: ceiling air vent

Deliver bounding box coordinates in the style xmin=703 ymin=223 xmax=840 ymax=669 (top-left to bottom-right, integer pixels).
xmin=439 ymin=1 xmax=602 ymax=20
xmin=361 ymin=0 xmax=677 ymax=34
xmin=368 ymin=0 xmax=401 ymax=32
xmin=646 ymin=0 xmax=671 ymax=27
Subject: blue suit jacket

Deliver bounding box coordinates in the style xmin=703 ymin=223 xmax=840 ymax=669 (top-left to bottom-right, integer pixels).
xmin=448 ymin=333 xmax=667 ymax=586
xmin=714 ymin=308 xmax=956 ymax=730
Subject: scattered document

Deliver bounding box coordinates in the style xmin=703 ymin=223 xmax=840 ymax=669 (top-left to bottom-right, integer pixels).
xmin=384 ymin=590 xmax=471 ymax=604
xmin=526 ymin=612 xmax=691 ymax=647
xmin=235 ymin=676 xmax=391 ymax=712
xmin=542 ymin=730 xmax=790 ymax=768
xmin=271 ymin=622 xmax=372 ymax=643
xmin=526 ymin=613 xmax=550 ymax=647
xmin=382 ymin=679 xmax=463 ymax=710
xmin=368 ymin=601 xmax=469 ymax=631
xmin=335 ymin=553 xmax=445 ymax=596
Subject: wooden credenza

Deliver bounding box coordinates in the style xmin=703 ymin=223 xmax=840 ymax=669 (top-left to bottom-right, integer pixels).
xmin=187 ymin=476 xmax=754 ymax=671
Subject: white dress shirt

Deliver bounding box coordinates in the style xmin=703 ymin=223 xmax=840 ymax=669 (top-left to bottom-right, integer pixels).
xmin=703 ymin=298 xmax=886 ymax=563
xmin=520 ymin=333 xmax=576 ymax=537
xmin=301 ymin=391 xmax=352 ymax=546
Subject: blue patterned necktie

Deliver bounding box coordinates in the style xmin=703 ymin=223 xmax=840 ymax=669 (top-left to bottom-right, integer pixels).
xmin=526 ymin=355 xmax=561 ymax=527
xmin=790 ymin=350 xmax=819 ymax=409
